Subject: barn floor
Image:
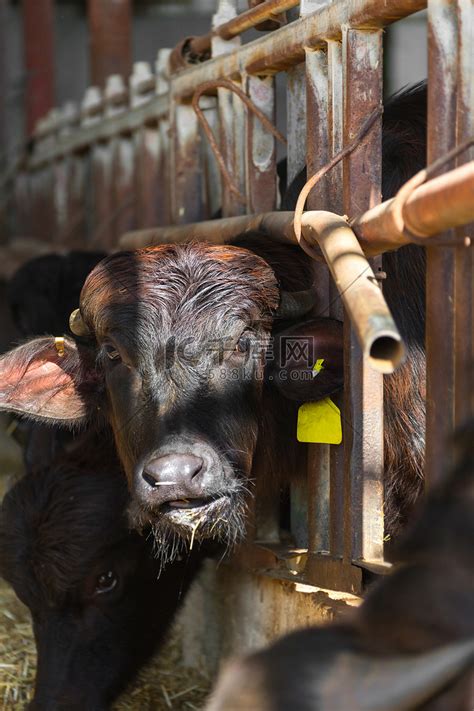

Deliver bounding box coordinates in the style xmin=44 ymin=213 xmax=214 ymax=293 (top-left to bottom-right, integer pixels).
xmin=0 ymin=577 xmax=212 ymax=710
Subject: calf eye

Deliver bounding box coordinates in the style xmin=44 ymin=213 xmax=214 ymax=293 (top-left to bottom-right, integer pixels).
xmin=94 ymin=570 xmax=118 ymax=595
xmin=103 ymin=343 xmax=121 ymax=361
xmin=234 ymin=332 xmax=251 ymax=355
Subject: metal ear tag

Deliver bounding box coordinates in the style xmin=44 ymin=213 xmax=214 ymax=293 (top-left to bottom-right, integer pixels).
xmin=54 ymin=337 xmax=65 ymax=357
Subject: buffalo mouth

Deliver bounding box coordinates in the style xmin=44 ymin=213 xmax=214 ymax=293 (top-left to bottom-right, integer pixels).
xmin=160 ymin=494 xmax=226 ymax=518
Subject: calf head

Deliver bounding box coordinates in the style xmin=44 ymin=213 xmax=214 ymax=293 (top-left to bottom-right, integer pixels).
xmin=0 ymin=451 xmax=202 ymax=710
xmin=0 ymin=242 xmax=343 ymax=559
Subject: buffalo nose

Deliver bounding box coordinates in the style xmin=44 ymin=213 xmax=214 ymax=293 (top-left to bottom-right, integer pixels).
xmin=142 ymin=453 xmax=204 ymax=490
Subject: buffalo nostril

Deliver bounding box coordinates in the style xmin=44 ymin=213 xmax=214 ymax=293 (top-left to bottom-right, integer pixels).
xmin=142 ymin=471 xmax=162 ymax=488
xmin=141 ymin=454 xmax=205 ymax=489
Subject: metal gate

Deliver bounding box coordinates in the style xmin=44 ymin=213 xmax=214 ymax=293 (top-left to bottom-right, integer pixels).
xmin=1 ymin=0 xmax=473 ymax=623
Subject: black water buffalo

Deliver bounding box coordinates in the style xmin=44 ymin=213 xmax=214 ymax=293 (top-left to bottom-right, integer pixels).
xmin=0 ymin=84 xmax=426 ymax=559
xmin=7 ymin=251 xmax=106 ymax=338
xmin=206 ymin=420 xmax=474 ymax=711
xmin=0 ymin=438 xmax=204 ymax=710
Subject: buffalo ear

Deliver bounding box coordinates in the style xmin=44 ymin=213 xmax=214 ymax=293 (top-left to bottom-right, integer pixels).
xmin=0 ymin=336 xmax=101 ymax=425
xmin=267 ymin=318 xmax=344 ymax=402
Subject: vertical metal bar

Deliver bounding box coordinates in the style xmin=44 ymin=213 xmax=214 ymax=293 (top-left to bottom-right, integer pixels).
xmin=245 ymin=75 xmax=277 ymax=213
xmin=454 ymin=0 xmax=474 ymax=427
xmin=286 ymin=63 xmax=306 ymax=186
xmin=211 ymin=0 xmax=244 ymax=217
xmin=244 ymin=71 xmax=279 ymax=542
xmin=30 ymin=117 xmax=55 ymax=245
xmin=105 ymin=75 xmax=136 ymax=242
xmin=200 ymin=95 xmax=222 ymax=219
xmin=327 ymin=38 xmax=344 ymax=558
xmin=87 ymin=0 xmax=132 ymax=89
xmin=73 ymin=87 xmax=100 ymax=249
xmin=88 ymin=87 xmax=112 ymax=248
xmin=54 ymin=102 xmax=78 ymax=246
xmin=155 ymin=49 xmax=172 ymax=227
xmin=342 ymin=28 xmax=384 ymax=564
xmin=21 ymin=0 xmax=55 ymax=136
xmin=169 ymin=98 xmax=203 ymax=225
xmin=305 ymin=46 xmax=330 ymax=556
xmin=425 ymin=0 xmax=473 ymax=484
xmin=130 ymin=62 xmax=161 ymax=229
xmin=286 ymin=60 xmax=308 ymax=546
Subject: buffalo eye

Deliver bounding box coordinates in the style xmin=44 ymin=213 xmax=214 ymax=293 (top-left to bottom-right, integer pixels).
xmin=234 ymin=331 xmax=252 ymax=356
xmin=94 ymin=570 xmax=118 ymax=595
xmin=103 ymin=343 xmax=121 ymax=362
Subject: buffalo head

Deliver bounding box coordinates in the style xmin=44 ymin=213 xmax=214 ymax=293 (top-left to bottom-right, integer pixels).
xmin=0 ymin=242 xmax=343 ymax=560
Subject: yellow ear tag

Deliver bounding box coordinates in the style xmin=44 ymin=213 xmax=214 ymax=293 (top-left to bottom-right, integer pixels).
xmin=297 ymin=397 xmax=342 ymax=444
xmin=312 ymin=358 xmax=325 ymax=376
xmin=54 ymin=337 xmax=65 ymax=357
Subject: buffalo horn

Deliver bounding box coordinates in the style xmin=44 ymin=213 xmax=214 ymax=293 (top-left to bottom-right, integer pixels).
xmin=276 ymin=289 xmax=316 ymax=320
xmin=69 ymin=308 xmax=90 ymax=337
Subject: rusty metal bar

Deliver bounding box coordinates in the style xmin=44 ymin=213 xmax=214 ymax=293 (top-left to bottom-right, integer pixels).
xmin=105 ymin=75 xmax=136 ymax=243
xmin=87 ymin=0 xmax=132 ymax=89
xmin=87 ymin=87 xmax=113 ymax=247
xmin=131 ymin=62 xmax=162 ymax=229
xmin=303 ymin=43 xmax=331 ymax=561
xmin=246 ymin=75 xmax=277 ymax=213
xmin=425 ymin=0 xmax=465 ymax=486
xmin=120 ymin=158 xmax=474 ymax=251
xmin=172 ymin=0 xmax=425 ymax=98
xmin=155 ymin=50 xmax=172 ymax=227
xmin=327 ymin=38 xmax=344 ymax=560
xmin=353 ymin=160 xmax=474 ymax=255
xmin=22 ymin=0 xmax=55 ymax=136
xmin=30 ymin=116 xmax=56 ymax=244
xmin=173 ymin=0 xmax=299 ymax=63
xmin=212 ymin=1 xmax=245 ymax=217
xmin=286 ymin=55 xmax=307 ymax=550
xmin=119 ymin=211 xmax=296 ymax=249
xmin=170 ymin=99 xmax=203 ymax=225
xmin=341 ymin=28 xmax=384 ymax=571
xmin=286 ymin=63 xmax=306 ymax=186
xmin=454 ymin=0 xmax=474 ymax=429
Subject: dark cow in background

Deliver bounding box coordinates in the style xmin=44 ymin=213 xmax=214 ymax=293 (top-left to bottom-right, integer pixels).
xmin=7 ymin=251 xmax=106 ymax=338
xmin=0 ymin=436 xmax=205 ymax=710
xmin=5 ymin=251 xmax=106 ymax=473
xmin=207 ymin=420 xmax=474 ymax=711
xmin=0 ymin=84 xmax=427 ymax=560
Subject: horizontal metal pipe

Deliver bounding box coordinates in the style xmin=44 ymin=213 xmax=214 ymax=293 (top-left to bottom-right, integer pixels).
xmin=180 ymin=0 xmax=299 ymax=59
xmin=353 ymin=160 xmax=474 ymax=255
xmin=172 ymin=0 xmax=425 ymax=97
xmin=301 ymin=211 xmax=404 ymax=374
xmin=118 ymin=211 xmax=297 ymax=249
xmin=120 ymin=161 xmax=474 ymax=255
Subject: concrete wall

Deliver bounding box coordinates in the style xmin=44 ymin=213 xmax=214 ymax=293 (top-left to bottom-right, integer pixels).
xmin=174 ymin=559 xmax=360 ymax=675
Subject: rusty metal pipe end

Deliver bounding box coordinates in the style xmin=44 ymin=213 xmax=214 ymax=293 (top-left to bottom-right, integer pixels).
xmin=365 ymin=315 xmax=405 ymax=374
xmin=300 ymin=211 xmax=405 ymax=374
